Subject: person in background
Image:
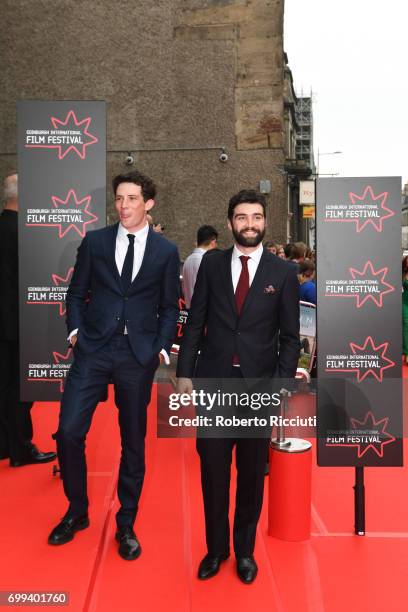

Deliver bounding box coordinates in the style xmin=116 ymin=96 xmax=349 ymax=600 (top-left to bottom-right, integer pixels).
xmin=402 ymin=256 xmax=408 ymax=364
xmin=0 ymin=173 xmax=56 ymax=467
xmin=146 ymin=214 xmax=164 ymax=234
xmin=152 ymin=222 xmax=165 ymax=234
xmin=298 ymin=260 xmax=316 ymax=304
xmin=182 ymin=225 xmax=218 ymax=309
xmin=305 ymin=246 xmax=314 ymax=261
xmin=286 ymin=242 xmax=307 ymax=273
xmin=265 ymin=241 xmax=277 ymax=254
xmin=284 ymin=243 xmax=293 ymax=259
xmin=276 ymin=244 xmax=285 ymax=259
xmin=266 ymin=242 xmax=286 ymax=259
xmin=291 ymin=242 xmax=307 ymax=263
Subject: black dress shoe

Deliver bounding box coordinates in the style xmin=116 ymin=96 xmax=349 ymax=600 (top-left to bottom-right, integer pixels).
xmin=115 ymin=526 xmax=141 ymax=560
xmin=10 ymin=445 xmax=56 ymax=467
xmin=48 ymin=513 xmax=89 ymax=545
xmin=236 ymin=557 xmax=258 ymax=584
xmin=198 ymin=553 xmax=229 ymax=580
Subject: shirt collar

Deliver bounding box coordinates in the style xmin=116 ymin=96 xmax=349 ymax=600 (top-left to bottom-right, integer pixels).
xmin=118 ymin=221 xmax=149 ymax=244
xmin=232 ymin=242 xmax=264 ymax=264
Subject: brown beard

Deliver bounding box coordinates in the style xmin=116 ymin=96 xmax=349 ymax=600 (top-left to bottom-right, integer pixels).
xmin=232 ymin=226 xmax=265 ymax=247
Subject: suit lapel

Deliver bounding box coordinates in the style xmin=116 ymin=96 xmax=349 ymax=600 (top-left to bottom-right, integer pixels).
xmin=129 ymin=227 xmax=159 ymax=292
xmin=104 ymin=223 xmax=122 ymax=289
xmin=220 ymin=248 xmax=237 ymax=316
xmin=239 ymin=248 xmax=269 ymax=317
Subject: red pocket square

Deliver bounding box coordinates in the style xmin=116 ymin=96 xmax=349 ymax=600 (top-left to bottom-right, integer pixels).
xmin=264 ymin=285 xmax=276 ymax=294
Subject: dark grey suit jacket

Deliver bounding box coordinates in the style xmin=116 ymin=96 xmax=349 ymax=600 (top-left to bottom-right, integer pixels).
xmin=176 ymin=247 xmax=300 ymax=379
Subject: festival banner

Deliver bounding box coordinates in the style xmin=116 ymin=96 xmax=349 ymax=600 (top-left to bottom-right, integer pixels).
xmin=316 ymin=177 xmax=403 ymax=466
xmin=18 ymin=101 xmax=106 ymax=401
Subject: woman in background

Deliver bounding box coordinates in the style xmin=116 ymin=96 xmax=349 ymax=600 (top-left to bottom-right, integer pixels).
xmin=276 ymin=244 xmax=286 ymax=259
xmin=265 ymin=242 xmax=286 ymax=259
xmin=298 ymin=260 xmax=316 ymax=304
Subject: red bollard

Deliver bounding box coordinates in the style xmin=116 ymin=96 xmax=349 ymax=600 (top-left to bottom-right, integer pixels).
xmin=268 ymin=439 xmax=312 ymax=541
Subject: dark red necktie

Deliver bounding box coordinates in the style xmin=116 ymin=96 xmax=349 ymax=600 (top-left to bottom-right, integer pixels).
xmin=233 ymin=255 xmax=250 ymax=365
xmin=235 ymin=255 xmax=250 ymax=315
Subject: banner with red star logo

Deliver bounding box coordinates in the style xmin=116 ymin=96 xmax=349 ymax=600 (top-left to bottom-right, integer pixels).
xmin=18 ymin=101 xmax=106 ymax=401
xmin=317 ymin=177 xmax=403 ymax=466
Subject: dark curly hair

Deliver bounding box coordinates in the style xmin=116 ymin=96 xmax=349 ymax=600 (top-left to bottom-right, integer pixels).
xmin=112 ymin=171 xmax=156 ymax=201
xmin=227 ymin=189 xmax=266 ymax=220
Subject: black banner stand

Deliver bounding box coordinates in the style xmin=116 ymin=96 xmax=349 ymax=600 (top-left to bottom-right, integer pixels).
xmin=317 ymin=177 xmax=403 ymax=534
xmin=18 ymin=100 xmax=106 ymax=401
xmin=354 ymin=466 xmax=365 ymax=535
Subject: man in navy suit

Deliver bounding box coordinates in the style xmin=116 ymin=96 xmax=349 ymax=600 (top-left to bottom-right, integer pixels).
xmin=48 ymin=171 xmax=180 ymax=560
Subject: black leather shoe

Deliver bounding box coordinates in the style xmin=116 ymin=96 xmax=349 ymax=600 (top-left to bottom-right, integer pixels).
xmin=10 ymin=445 xmax=56 ymax=467
xmin=237 ymin=557 xmax=258 ymax=584
xmin=198 ymin=553 xmax=229 ymax=580
xmin=115 ymin=526 xmax=141 ymax=560
xmin=48 ymin=513 xmax=89 ymax=545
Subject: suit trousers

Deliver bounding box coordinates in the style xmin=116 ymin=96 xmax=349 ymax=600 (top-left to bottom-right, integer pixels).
xmin=56 ymin=334 xmax=157 ymax=527
xmin=196 ymin=368 xmax=270 ymax=558
xmin=0 ymin=341 xmax=33 ymax=461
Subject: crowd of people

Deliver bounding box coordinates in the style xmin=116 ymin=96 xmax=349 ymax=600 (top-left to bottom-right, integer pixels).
xmin=182 ymin=233 xmax=317 ymax=307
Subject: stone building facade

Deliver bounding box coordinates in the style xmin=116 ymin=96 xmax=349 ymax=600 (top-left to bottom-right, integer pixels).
xmin=1 ymin=0 xmax=293 ymax=258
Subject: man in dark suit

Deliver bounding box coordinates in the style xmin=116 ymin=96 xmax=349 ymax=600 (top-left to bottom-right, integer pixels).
xmin=177 ymin=189 xmax=300 ymax=583
xmin=0 ymin=173 xmax=56 ymax=466
xmin=48 ymin=171 xmax=180 ymax=560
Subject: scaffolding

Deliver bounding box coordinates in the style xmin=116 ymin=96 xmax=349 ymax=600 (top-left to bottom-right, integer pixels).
xmin=295 ymin=96 xmax=315 ymax=174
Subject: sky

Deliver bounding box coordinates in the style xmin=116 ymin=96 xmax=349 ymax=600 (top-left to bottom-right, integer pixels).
xmin=284 ymin=0 xmax=408 ymax=186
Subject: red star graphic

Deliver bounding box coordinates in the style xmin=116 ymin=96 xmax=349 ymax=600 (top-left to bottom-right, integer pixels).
xmin=50 ymin=110 xmax=98 ymax=159
xmin=348 ymin=185 xmax=395 ymax=232
xmin=349 ymin=336 xmax=395 ymax=382
xmin=52 ymin=347 xmax=73 ymax=392
xmin=349 ymin=411 xmax=396 ymax=458
xmin=51 ymin=267 xmax=74 ymax=316
xmin=53 ymin=347 xmax=72 ymax=364
xmin=28 ymin=348 xmax=73 ymax=393
xmin=50 ymin=189 xmax=98 ymax=238
xmin=25 ymin=110 xmax=98 ymax=160
xmin=349 ymin=260 xmax=395 ymax=308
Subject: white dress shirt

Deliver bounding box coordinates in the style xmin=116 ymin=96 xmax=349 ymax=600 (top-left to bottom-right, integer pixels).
xmin=182 ymin=247 xmax=206 ymax=308
xmin=115 ymin=222 xmax=149 ymax=280
xmin=231 ymin=242 xmax=264 ymax=291
xmin=69 ymin=222 xmax=169 ymax=364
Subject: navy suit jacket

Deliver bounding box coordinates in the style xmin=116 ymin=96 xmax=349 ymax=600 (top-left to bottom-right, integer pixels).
xmin=66 ymin=223 xmax=180 ymax=367
xmin=176 ymin=247 xmax=300 ymax=379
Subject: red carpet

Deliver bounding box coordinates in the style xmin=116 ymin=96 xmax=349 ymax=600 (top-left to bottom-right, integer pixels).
xmin=1 ymin=376 xmax=408 ymax=611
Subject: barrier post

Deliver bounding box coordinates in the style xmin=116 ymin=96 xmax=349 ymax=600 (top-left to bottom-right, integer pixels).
xmin=268 ymin=390 xmax=312 ymax=541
